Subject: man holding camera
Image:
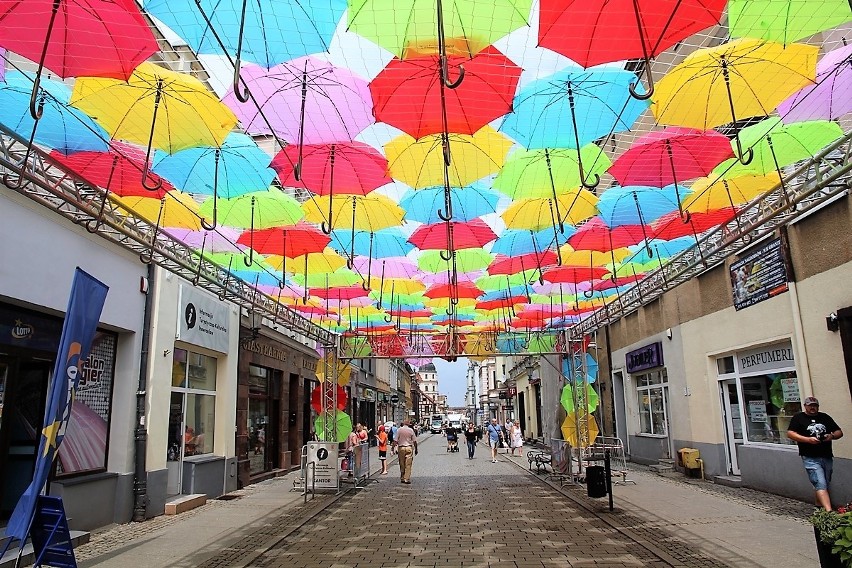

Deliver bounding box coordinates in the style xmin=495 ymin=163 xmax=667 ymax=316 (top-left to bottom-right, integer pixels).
xmin=787 ymin=397 xmax=843 ymax=511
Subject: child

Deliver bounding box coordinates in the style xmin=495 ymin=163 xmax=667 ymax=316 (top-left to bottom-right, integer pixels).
xmin=376 ymin=425 xmax=389 ymax=475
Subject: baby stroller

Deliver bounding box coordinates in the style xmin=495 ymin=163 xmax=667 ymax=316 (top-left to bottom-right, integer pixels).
xmin=446 ymin=428 xmax=459 ymax=452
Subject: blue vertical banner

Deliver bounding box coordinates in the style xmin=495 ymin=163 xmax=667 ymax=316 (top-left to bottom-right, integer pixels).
xmin=4 ymin=268 xmax=109 ymax=542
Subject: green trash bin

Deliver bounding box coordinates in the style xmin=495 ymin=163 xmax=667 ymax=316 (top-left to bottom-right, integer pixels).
xmin=586 ymin=465 xmax=607 ymax=498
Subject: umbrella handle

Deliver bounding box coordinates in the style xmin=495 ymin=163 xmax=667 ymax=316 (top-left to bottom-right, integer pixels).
xmin=141 ymin=169 xmax=164 ymax=192
xmin=200 ymin=208 xmax=217 ymax=231
xmin=244 ymin=248 xmax=254 ymax=267
xmin=734 ymin=137 xmax=754 ymax=166
xmin=28 ymin=76 xmax=45 ymax=121
xmin=583 ymin=289 xmax=594 ymax=299
xmin=85 ymin=191 xmax=110 ymax=234
xmin=139 ymin=199 xmax=165 ymax=265
xmin=4 ymin=93 xmax=47 ymax=190
xmin=628 ymin=63 xmax=655 ymax=101
xmin=440 ymin=249 xmax=452 ymax=261
xmin=28 ymin=0 xmax=61 ymax=119
xmin=232 ymin=67 xmax=251 ymax=103
xmin=442 ymin=62 xmax=465 ymax=89
xmin=580 ymin=172 xmax=600 ymax=190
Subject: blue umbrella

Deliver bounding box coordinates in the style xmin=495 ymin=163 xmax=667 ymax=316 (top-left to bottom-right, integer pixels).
xmin=497 ymin=333 xmax=528 ymax=353
xmin=0 ymin=72 xmax=108 ymax=156
xmin=331 ymin=227 xmax=413 ymax=259
xmin=144 ymin=0 xmax=346 ymax=101
xmin=628 ymin=236 xmax=694 ymax=265
xmin=491 ymin=228 xmax=575 ymax=257
xmin=400 ymin=182 xmax=500 ymax=223
xmin=500 ymin=68 xmax=649 ymax=188
xmin=597 ymin=185 xmax=682 ymax=228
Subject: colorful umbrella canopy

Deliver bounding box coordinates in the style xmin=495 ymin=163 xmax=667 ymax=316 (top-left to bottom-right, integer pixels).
xmin=500 ymin=68 xmax=650 ymax=151
xmin=608 ymin=127 xmax=734 ymax=188
xmin=199 ymin=190 xmax=303 ymax=229
xmin=683 ymin=174 xmax=781 ymax=212
xmin=331 ymin=228 xmax=414 ymax=258
xmin=729 ymin=118 xmax=844 ymax=175
xmin=400 ymin=183 xmax=499 ymax=223
xmin=494 ymin=145 xmax=612 ymax=200
xmin=347 ymin=0 xmax=532 ymax=58
xmin=116 ymin=191 xmax=203 ymax=230
xmin=418 ymin=249 xmax=494 ymax=273
xmin=0 ymin=72 xmax=109 ymax=154
xmin=302 ymin=194 xmax=404 ymax=231
xmin=651 ymin=207 xmax=737 ymax=240
xmin=409 ymin=219 xmax=497 ymax=251
xmin=488 ymin=252 xmax=559 ymax=276
xmin=597 ymin=185 xmax=682 ymax=227
xmin=491 ymin=229 xmax=571 ymax=257
xmin=143 ymin=0 xmax=346 ymax=69
xmin=385 ymin=126 xmax=512 ymax=188
xmin=778 ymin=44 xmax=852 ymax=123
xmin=0 ymin=0 xmax=157 ymax=80
xmin=370 ymin=45 xmax=521 ymax=139
xmin=568 ymin=217 xmax=648 ymax=251
xmin=222 ymin=57 xmax=373 ymax=144
xmin=538 ymin=0 xmax=726 ymax=68
xmin=727 ymin=0 xmax=852 ymax=45
xmin=501 ymin=189 xmax=599 ymax=231
xmin=270 ymin=141 xmax=391 ymax=196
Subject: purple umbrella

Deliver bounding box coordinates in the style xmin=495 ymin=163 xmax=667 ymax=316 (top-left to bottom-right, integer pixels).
xmin=222 ymin=58 xmax=373 ymax=146
xmin=778 ymin=44 xmax=852 ymax=123
xmin=164 ymin=227 xmax=245 ymax=253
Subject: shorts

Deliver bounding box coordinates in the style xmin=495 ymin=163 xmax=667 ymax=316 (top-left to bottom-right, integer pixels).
xmin=379 ymin=450 xmax=387 ymax=460
xmin=802 ymin=456 xmax=833 ymax=491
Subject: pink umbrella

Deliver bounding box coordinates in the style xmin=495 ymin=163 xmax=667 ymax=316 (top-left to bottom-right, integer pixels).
xmin=165 ymin=227 xmax=245 ymax=253
xmin=778 ymin=44 xmax=852 ymax=123
xmin=222 ymin=57 xmax=373 ymax=146
xmin=421 ymin=270 xmax=484 ymax=285
xmin=352 ymin=256 xmax=418 ymax=279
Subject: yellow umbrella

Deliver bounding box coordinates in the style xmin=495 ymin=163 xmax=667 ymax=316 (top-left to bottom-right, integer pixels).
xmin=561 ymin=413 xmax=599 ymax=447
xmin=423 ymin=297 xmax=477 ymax=309
xmin=652 ymin=39 xmax=817 ymax=161
xmin=385 ymin=125 xmax=512 ymax=188
xmin=683 ymin=172 xmax=781 ymax=212
xmin=365 ymin=277 xmax=426 ymax=296
xmin=302 ymin=194 xmax=404 ymax=231
xmin=316 ymin=353 xmax=352 ymax=386
xmin=501 ymin=190 xmax=598 ymax=231
xmin=559 ymin=245 xmax=630 ymax=267
xmin=292 ymin=249 xmax=347 ymax=274
xmin=116 ymin=190 xmax=202 ymax=230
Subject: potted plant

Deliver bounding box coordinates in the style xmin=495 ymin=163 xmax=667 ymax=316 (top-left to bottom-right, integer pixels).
xmin=810 ymin=506 xmax=852 ymax=567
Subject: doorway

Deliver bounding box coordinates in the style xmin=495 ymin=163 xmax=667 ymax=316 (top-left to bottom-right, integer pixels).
xmin=719 ymin=379 xmax=743 ymax=475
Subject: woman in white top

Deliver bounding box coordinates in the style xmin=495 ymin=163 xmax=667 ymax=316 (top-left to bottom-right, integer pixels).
xmin=510 ymin=420 xmax=524 ymax=456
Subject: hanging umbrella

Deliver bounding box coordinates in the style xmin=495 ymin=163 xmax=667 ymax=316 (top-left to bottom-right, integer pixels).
xmin=199 ymin=190 xmax=303 ymax=229
xmin=221 ymin=57 xmax=373 ymax=150
xmin=502 ymin=189 xmax=599 ymax=230
xmin=560 ymin=384 xmax=599 ymax=414
xmin=314 ymin=410 xmax=352 ymax=443
xmin=347 ymin=0 xmax=532 ymax=59
xmin=237 ymin=223 xmax=330 ymax=257
xmin=293 ymin=268 xmax=361 ymax=288
xmin=683 ymin=174 xmax=781 ymax=213
xmin=303 ymin=194 xmax=404 ymax=257
xmin=418 ymin=249 xmax=494 ymax=273
xmin=310 ymin=384 xmax=348 ymax=413
xmin=488 ymin=252 xmax=559 ymax=278
xmin=500 ymin=68 xmax=649 ymax=187
xmin=0 ymin=72 xmax=109 ymax=159
xmin=424 ymin=282 xmax=484 ymax=300
xmin=608 ymin=127 xmax=734 ymax=189
xmin=370 ymin=45 xmax=521 ymax=139
xmin=310 ymin=285 xmax=369 ymax=302
xmin=145 ymin=0 xmax=346 ymax=101
xmin=727 ymin=0 xmax=851 ymax=45
xmin=560 ymin=413 xmax=599 ymax=447
xmin=651 ymin=39 xmax=818 ymax=163
xmin=153 ymin=133 xmax=276 ymax=229
xmin=400 ymin=183 xmax=499 ymax=223
xmin=597 ymin=185 xmax=682 ymax=227
xmin=116 ymin=190 xmax=203 ymax=230
xmin=542 ymin=265 xmax=610 ymax=284
xmin=71 ymin=62 xmax=237 ymax=190
xmin=538 ymin=0 xmax=726 ymax=98
xmin=491 ymin=228 xmax=572 ymax=257
xmin=331 ymin=228 xmax=413 ymax=259
xmin=650 ymin=207 xmax=737 ymax=240
xmin=49 ymin=141 xmax=172 ymax=204
xmin=409 ymin=219 xmax=497 ymax=251
xmin=0 ymin=0 xmax=157 ymax=121
xmin=560 ymin=246 xmax=630 ymax=268
xmin=271 ymin=141 xmax=391 ymax=196
xmin=166 ymin=227 xmax=244 ymax=253
xmin=568 ymin=217 xmax=648 ymax=251
xmin=778 ymin=44 xmax=852 ymax=123
xmin=354 ymin=256 xmax=418 ymax=279
xmin=494 ymin=145 xmax=612 ymax=200
xmin=385 ymin=126 xmax=512 ymax=188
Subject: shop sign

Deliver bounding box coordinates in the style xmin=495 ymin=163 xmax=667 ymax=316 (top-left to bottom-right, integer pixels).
xmin=176 ymin=285 xmax=230 ymax=353
xmin=626 ymin=342 xmax=663 ymax=373
xmin=730 ymin=237 xmax=789 ymax=310
xmin=242 ymin=339 xmax=287 ymax=362
xmin=738 ymin=340 xmax=794 ymax=374
xmin=0 ymin=304 xmax=63 ymax=351
xmin=361 ymin=387 xmax=375 ymax=401
xmin=748 ymin=400 xmax=767 ymax=423
xmin=781 ymin=377 xmax=800 ymax=402
xmin=306 ymin=442 xmax=338 ymax=490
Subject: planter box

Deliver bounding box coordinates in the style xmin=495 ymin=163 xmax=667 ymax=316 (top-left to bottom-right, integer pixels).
xmin=815 ymin=527 xmax=844 ymax=568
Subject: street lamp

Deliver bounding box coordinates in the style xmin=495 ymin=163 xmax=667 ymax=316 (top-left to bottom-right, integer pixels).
xmin=239 ymin=308 xmax=262 ymax=347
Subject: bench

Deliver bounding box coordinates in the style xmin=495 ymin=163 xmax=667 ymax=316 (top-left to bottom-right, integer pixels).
xmin=527 ymin=450 xmax=552 ymax=473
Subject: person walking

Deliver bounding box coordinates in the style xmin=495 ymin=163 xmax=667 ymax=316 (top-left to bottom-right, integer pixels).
xmin=376 ymin=425 xmax=389 ymax=475
xmin=393 ymin=419 xmax=418 ymax=484
xmin=463 ymin=422 xmax=480 ymax=459
xmin=486 ymin=418 xmax=503 ymax=463
xmin=787 ymin=396 xmax=843 ymax=511
xmin=509 ymin=419 xmax=524 ymax=456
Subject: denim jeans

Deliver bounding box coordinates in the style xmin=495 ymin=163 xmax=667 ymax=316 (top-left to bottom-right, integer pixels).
xmin=802 ymin=456 xmax=833 ymax=491
xmin=467 ymin=440 xmax=476 ymax=458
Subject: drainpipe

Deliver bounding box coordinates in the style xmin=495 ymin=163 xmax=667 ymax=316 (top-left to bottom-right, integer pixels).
xmin=132 ymin=263 xmax=154 ymax=522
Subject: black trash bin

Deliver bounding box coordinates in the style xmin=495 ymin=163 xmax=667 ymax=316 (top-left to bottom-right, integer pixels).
xmin=586 ymin=465 xmax=608 ymax=498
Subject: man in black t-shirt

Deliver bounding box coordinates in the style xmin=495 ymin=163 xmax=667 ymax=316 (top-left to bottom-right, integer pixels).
xmin=787 ymin=396 xmax=843 ymax=511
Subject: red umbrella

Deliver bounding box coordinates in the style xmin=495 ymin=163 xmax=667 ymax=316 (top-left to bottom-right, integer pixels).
xmin=542 ymin=265 xmax=610 ymax=284
xmin=310 ymin=385 xmax=347 ymax=413
xmin=651 ymin=207 xmax=737 ymax=240
xmin=608 ymin=127 xmax=734 ymax=187
xmin=538 ymin=0 xmax=726 ymax=98
xmin=270 ymin=141 xmax=391 ymax=196
xmin=568 ymin=217 xmax=647 ymax=251
xmin=408 ymin=219 xmax=497 ymax=250
xmin=488 ymin=251 xmax=559 ymax=276
xmin=476 ymin=295 xmax=527 ymax=311
xmin=0 ymin=0 xmax=158 ymax=118
xmin=391 ymin=308 xmax=433 ymax=318
xmin=49 ymin=142 xmax=172 ymax=198
xmin=424 ymin=282 xmax=484 ymax=300
xmin=370 ymin=334 xmax=409 ymax=357
xmin=238 ymin=223 xmax=329 ymax=255
xmin=370 ymin=46 xmax=521 ymax=139
xmin=309 ymin=285 xmax=368 ymax=301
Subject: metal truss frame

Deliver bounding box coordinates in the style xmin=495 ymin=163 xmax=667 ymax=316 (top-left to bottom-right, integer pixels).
xmin=0 ymin=125 xmax=335 ymax=347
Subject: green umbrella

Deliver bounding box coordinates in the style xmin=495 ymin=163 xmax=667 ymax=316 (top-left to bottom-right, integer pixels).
xmin=526 ymin=333 xmax=555 ymax=354
xmin=341 ymin=336 xmax=372 ymax=358
xmin=315 ymin=410 xmax=352 ymax=443
xmin=494 ymin=145 xmax=612 ymax=200
xmin=713 ymin=118 xmax=844 ymax=178
xmin=728 ymin=0 xmax=852 ymax=45
xmin=560 ymin=383 xmax=600 ymax=414
xmin=476 ymin=272 xmax=532 ymax=292
xmin=348 ymin=0 xmax=532 ymax=59
xmin=198 ymin=189 xmax=303 ymax=229
xmin=417 ymin=248 xmax=493 ymax=273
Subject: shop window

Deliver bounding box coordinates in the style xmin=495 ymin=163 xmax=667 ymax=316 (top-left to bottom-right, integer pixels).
xmin=248 ymin=365 xmax=270 ymax=475
xmin=717 ymin=356 xmax=735 ymax=375
xmin=169 ymin=349 xmax=217 ymax=458
xmin=732 ymin=371 xmax=801 ymax=446
xmin=637 ymin=369 xmax=667 ymax=436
